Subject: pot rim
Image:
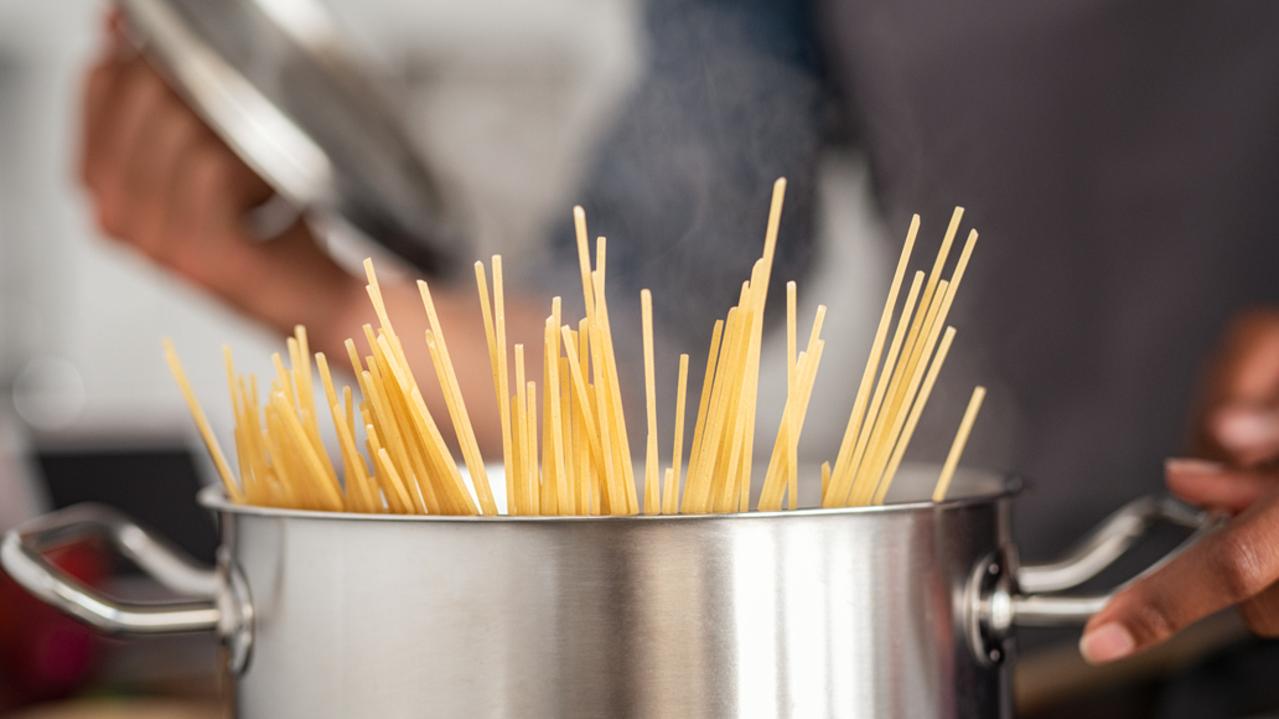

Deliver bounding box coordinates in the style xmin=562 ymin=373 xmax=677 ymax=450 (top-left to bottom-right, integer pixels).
xmin=197 ymin=468 xmax=1022 ymax=523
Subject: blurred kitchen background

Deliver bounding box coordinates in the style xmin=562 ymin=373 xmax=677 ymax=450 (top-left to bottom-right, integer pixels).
xmin=10 ymin=0 xmax=1242 ymax=716
xmin=0 ymin=0 xmax=890 ymax=715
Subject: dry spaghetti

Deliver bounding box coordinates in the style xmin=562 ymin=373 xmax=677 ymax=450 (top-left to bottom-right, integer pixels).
xmin=165 ymin=179 xmax=985 ymax=515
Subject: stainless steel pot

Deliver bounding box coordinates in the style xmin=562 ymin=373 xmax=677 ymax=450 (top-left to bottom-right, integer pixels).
xmin=1 ymin=467 xmax=1212 ymax=718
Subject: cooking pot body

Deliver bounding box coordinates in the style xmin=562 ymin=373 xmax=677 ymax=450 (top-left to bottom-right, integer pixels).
xmin=218 ymin=471 xmax=1014 ymax=718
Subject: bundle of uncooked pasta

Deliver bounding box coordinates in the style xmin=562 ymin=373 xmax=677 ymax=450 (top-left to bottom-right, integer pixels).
xmin=165 ymin=178 xmax=985 ymax=516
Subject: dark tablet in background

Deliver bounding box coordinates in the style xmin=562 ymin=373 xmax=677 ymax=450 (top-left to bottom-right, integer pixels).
xmin=32 ymin=442 xmax=218 ymax=568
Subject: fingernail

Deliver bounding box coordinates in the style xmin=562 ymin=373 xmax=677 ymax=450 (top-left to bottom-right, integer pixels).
xmin=1216 ymin=409 xmax=1279 ymax=450
xmin=1165 ymin=457 xmax=1225 ymax=475
xmin=1080 ymin=623 xmax=1135 ymax=664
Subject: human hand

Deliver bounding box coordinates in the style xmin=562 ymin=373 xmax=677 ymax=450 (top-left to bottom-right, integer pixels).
xmin=1079 ymin=310 xmax=1279 ymax=663
xmin=79 ymin=10 xmax=359 ymax=339
xmin=78 ymin=11 xmax=549 ymax=453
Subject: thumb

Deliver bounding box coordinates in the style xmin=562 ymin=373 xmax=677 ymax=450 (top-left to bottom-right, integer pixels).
xmin=1079 ymin=495 xmax=1279 ymax=664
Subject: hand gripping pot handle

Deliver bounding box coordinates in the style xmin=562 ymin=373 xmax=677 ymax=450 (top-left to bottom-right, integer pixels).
xmin=969 ymin=495 xmax=1221 ymax=663
xmin=1 ymin=503 xmax=253 ymax=671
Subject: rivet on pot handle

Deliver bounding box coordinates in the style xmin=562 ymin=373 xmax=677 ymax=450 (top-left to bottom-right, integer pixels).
xmin=969 ymin=495 xmax=1222 ymax=663
xmin=1 ymin=503 xmax=253 ymax=670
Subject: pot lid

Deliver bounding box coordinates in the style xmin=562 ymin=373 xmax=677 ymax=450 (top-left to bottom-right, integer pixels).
xmin=119 ymin=0 xmax=464 ymax=273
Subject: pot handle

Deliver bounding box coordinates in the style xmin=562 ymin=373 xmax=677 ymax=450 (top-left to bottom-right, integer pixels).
xmin=1019 ymin=496 xmax=1209 ymax=594
xmin=1 ymin=503 xmax=223 ymax=635
xmin=970 ymin=495 xmax=1222 ymax=661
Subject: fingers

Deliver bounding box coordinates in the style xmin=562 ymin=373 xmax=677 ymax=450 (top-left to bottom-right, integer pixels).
xmin=1211 ymin=406 xmax=1279 ymax=468
xmin=78 ymin=49 xmax=269 ymax=246
xmin=168 ymin=140 xmax=239 ymax=271
xmin=1169 ymin=453 xmax=1279 ymax=637
xmin=73 ymin=19 xmax=347 ymax=338
xmin=1205 ymin=311 xmax=1279 ymax=407
xmin=79 ymin=54 xmax=117 ymax=186
xmin=1239 ymin=583 xmax=1279 ymax=637
xmin=1194 ymin=311 xmax=1279 ymax=461
xmin=1080 ymin=492 xmax=1279 ymax=664
xmin=164 ymin=136 xmax=275 ymax=289
xmin=1166 ymin=458 xmax=1274 ymax=513
xmin=127 ymin=96 xmax=203 ymax=257
xmin=84 ymin=57 xmax=169 ymax=237
xmin=1159 ymin=309 xmax=1279 ymax=655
